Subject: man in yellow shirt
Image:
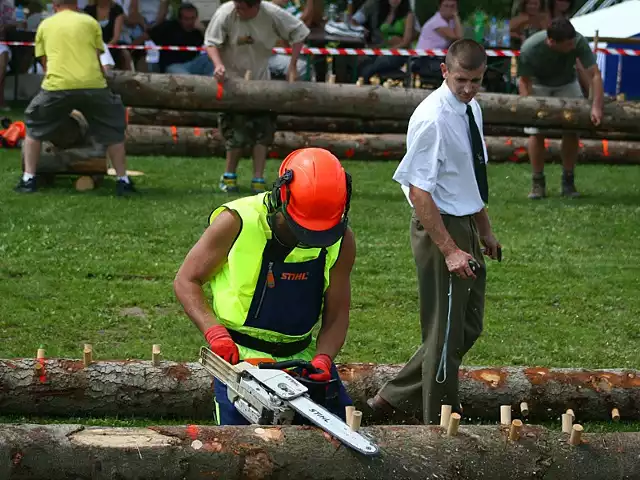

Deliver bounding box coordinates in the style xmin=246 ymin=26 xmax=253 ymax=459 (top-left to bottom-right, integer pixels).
xmin=14 ymin=0 xmax=136 ymax=196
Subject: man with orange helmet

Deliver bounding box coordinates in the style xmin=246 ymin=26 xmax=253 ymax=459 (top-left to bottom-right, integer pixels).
xmin=174 ymin=147 xmax=355 ymax=425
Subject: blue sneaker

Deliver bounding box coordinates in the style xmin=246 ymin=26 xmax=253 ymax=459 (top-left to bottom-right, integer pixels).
xmin=219 ymin=173 xmax=239 ymax=193
xmin=251 ymin=177 xmax=266 ymax=194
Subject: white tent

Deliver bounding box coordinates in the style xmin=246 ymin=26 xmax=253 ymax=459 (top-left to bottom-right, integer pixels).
xmin=571 ymin=0 xmax=640 ymax=39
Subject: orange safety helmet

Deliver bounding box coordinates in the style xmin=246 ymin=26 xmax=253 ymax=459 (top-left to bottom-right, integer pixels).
xmin=267 ymin=148 xmax=352 ymax=248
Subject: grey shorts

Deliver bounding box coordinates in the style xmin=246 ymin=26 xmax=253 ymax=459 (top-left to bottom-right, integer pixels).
xmin=25 ymin=88 xmax=126 ymax=145
xmin=524 ymin=81 xmax=584 ymax=135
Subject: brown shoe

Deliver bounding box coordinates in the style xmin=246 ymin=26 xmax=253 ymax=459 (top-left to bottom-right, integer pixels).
xmin=561 ymin=172 xmax=580 ymax=198
xmin=528 ymin=173 xmax=546 ymax=199
xmin=366 ymin=395 xmax=395 ymax=419
xmin=365 ymin=395 xmax=421 ymax=425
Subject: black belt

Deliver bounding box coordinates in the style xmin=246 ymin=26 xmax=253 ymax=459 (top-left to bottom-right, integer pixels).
xmin=229 ymin=330 xmax=312 ymax=357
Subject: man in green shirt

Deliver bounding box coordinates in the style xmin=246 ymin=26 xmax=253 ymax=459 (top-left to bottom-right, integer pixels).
xmin=518 ymin=18 xmax=604 ymax=199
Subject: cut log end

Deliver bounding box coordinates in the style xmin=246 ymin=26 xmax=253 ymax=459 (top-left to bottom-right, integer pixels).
xmin=152 ymin=344 xmax=162 ymax=366
xmin=83 ymin=344 xmax=93 ymax=367
xmin=75 ymin=176 xmax=95 ymax=192
xmin=447 ymin=413 xmax=461 ymax=436
xmin=569 ymin=424 xmax=584 ymax=446
xmin=612 ymin=408 xmax=621 ymax=422
xmin=440 ymin=405 xmax=452 ymax=427
xmin=562 ymin=413 xmax=574 ymax=433
xmin=509 ymin=419 xmax=523 ymax=441
xmin=500 ymin=405 xmax=512 ymax=425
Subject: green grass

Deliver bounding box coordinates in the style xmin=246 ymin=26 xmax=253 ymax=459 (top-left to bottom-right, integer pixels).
xmin=1 ymin=151 xmax=640 ymax=369
xmin=2 ymin=149 xmax=640 ymax=431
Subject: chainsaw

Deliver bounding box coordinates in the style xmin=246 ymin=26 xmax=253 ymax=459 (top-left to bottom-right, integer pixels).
xmin=198 ymin=347 xmax=379 ymax=456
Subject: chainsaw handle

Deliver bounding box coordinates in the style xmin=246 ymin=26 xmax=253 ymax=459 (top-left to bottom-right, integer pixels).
xmin=257 ymin=359 xmax=319 ymax=374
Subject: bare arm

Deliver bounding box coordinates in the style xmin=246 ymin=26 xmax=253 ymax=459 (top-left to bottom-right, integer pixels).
xmin=409 ymin=185 xmax=457 ymax=256
xmin=173 ymin=209 xmax=240 ymax=335
xmin=473 ymin=208 xmax=492 ymax=237
xmin=509 ymin=13 xmax=529 ymax=37
xmin=206 ymin=45 xmax=223 ymax=66
xmin=288 ymin=41 xmax=303 ymax=67
xmin=388 ymin=12 xmax=415 ymax=48
xmin=518 ymin=75 xmax=533 ymax=96
xmin=434 ymin=17 xmax=463 ymax=42
xmin=587 ymin=64 xmax=604 ymax=110
xmin=126 ymin=0 xmax=145 ymax=27
xmin=110 ymin=14 xmax=125 ymax=45
xmin=153 ymin=0 xmax=169 ymax=27
xmin=316 ymin=228 xmax=356 ymax=359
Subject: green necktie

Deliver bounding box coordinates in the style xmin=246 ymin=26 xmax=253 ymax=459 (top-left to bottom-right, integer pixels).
xmin=466 ymin=105 xmax=489 ymax=203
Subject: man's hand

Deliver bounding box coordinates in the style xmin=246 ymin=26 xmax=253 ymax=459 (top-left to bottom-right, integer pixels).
xmin=445 ymin=249 xmax=477 ymax=280
xmin=306 ymin=354 xmax=333 ymax=382
xmin=591 ymin=104 xmax=603 ymax=127
xmin=481 ymin=233 xmax=502 ymax=261
xmin=214 ymin=64 xmax=226 ymax=82
xmin=204 ymin=325 xmax=239 ymax=364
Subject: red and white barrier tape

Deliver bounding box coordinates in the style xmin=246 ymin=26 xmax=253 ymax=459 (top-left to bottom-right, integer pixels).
xmin=1 ymin=40 xmax=638 ymax=56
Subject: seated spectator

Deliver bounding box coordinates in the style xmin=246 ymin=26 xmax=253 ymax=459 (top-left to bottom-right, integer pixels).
xmin=509 ymin=0 xmax=550 ymax=49
xmin=352 ymin=0 xmax=416 ymax=82
xmin=121 ymin=0 xmax=170 ymax=71
xmin=146 ymin=3 xmax=212 ymax=75
xmin=269 ymin=0 xmax=315 ymax=80
xmin=548 ymin=0 xmax=573 ymax=19
xmin=84 ymin=0 xmax=133 ymax=70
xmin=412 ymin=0 xmax=462 ymax=80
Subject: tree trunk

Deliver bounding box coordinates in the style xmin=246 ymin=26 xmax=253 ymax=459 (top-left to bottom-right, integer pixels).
xmin=2 ymin=359 xmax=639 ymax=422
xmin=124 ymin=126 xmax=640 ymax=164
xmin=483 ymin=124 xmax=640 ymax=142
xmin=126 ymin=107 xmax=410 ymax=133
xmin=2 ymin=423 xmax=640 ymax=480
xmin=127 ymin=108 xmax=640 ymax=140
xmin=125 ymin=126 xmax=407 ymax=160
xmin=108 ymin=72 xmax=640 ymax=132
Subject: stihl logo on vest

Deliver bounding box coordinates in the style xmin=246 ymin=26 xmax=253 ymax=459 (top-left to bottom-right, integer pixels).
xmin=281 ymin=272 xmax=309 ymax=281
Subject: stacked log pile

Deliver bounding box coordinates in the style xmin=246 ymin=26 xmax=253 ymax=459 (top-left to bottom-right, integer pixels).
xmin=34 ymin=73 xmax=640 ymax=174
xmin=106 ymin=72 xmax=640 ymax=163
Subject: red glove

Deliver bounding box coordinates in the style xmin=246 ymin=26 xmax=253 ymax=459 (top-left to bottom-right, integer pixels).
xmin=204 ymin=325 xmax=239 ymax=365
xmin=307 ymin=354 xmax=333 ymax=382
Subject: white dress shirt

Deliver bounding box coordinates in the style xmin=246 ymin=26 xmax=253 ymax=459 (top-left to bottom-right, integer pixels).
xmin=393 ymin=81 xmax=488 ymax=217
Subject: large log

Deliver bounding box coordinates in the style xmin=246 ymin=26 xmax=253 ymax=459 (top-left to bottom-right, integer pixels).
xmin=126 ymin=107 xmax=640 ymax=141
xmin=2 ymin=423 xmax=640 ymax=480
xmin=107 ymin=72 xmax=640 ymax=132
xmin=124 ymin=126 xmax=406 ymax=160
xmin=126 ymin=107 xmax=410 ymax=133
xmin=123 ymin=125 xmax=640 ymax=164
xmin=2 ymin=358 xmax=640 ymax=422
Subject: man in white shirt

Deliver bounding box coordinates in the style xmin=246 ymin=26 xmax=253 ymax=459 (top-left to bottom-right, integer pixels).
xmin=367 ymin=39 xmax=502 ymax=426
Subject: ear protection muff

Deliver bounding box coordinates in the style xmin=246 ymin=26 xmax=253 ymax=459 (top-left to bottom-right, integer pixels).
xmin=267 ymin=168 xmax=294 ymax=214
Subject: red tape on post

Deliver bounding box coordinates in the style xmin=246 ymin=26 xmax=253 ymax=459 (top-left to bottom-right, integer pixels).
xmin=216 ymin=83 xmax=224 ymax=101
xmin=602 ymin=139 xmax=610 ymax=157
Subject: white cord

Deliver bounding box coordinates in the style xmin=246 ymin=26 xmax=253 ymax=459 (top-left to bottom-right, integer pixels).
xmin=435 ymin=274 xmax=453 ymax=384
